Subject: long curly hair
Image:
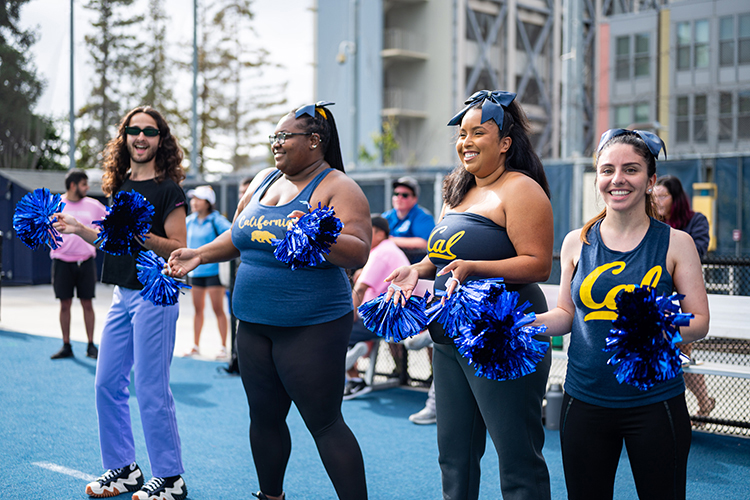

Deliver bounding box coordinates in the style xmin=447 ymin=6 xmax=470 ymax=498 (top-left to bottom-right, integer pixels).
xmin=580 ymin=133 xmax=658 ymax=244
xmin=443 ymin=99 xmax=550 ymax=208
xmin=101 ymin=106 xmax=185 ymax=196
xmin=293 ymin=104 xmax=346 ymax=173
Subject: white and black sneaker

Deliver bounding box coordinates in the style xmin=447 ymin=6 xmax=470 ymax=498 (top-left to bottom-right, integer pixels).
xmin=132 ymin=475 xmax=188 ymax=500
xmin=86 ymin=462 xmax=143 ymax=497
xmin=343 ymin=378 xmax=371 ymax=400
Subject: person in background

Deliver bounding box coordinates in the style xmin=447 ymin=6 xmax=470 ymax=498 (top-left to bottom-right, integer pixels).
xmin=386 ymin=91 xmax=554 ymax=500
xmin=382 ymin=176 xmax=435 ymax=263
xmin=184 ymin=185 xmax=232 ymax=359
xmin=654 ymin=174 xmax=714 ymax=418
xmin=344 ymin=215 xmax=410 ymax=400
xmin=54 ymin=106 xmax=189 ymax=500
xmin=534 ymin=129 xmax=709 ymax=499
xmin=50 ymin=169 xmax=108 ymax=360
xmin=167 ymin=102 xmax=370 ymax=500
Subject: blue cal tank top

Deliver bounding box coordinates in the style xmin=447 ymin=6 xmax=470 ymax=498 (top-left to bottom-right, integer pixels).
xmin=566 ymin=217 xmax=684 ymax=408
xmin=427 ymin=212 xmax=548 ymax=314
xmin=231 ymin=169 xmax=352 ymax=326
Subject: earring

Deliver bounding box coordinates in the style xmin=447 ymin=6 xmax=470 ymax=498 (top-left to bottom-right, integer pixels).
xmin=312 ymin=144 xmax=318 ymax=149
xmin=647 ymin=189 xmax=652 ymax=193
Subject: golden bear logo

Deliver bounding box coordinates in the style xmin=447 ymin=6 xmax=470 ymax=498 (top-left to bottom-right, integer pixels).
xmin=252 ymin=230 xmax=276 ymax=244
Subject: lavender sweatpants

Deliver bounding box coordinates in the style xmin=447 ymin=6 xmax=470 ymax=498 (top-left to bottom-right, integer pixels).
xmin=95 ymin=286 xmax=183 ymax=477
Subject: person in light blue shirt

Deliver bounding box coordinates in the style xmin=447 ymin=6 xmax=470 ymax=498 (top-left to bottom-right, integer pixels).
xmin=185 ymin=185 xmax=232 ymax=359
xmin=382 ymin=176 xmax=435 ymax=263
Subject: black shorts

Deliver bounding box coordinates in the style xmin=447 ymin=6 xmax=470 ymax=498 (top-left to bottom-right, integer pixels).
xmin=188 ymin=275 xmax=223 ymax=288
xmin=52 ymin=257 xmax=97 ymax=300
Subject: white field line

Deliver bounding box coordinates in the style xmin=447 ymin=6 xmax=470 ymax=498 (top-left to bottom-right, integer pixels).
xmin=32 ymin=462 xmax=98 ymax=482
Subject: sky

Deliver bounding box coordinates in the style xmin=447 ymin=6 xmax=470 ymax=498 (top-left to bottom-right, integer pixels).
xmin=19 ymin=0 xmax=315 ymax=170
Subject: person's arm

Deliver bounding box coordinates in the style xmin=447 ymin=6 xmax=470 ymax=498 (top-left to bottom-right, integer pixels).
xmin=52 ymin=212 xmax=100 ymax=245
xmin=669 ymin=229 xmax=710 ymax=343
xmin=532 ymin=230 xmax=581 ymax=335
xmin=437 ymin=175 xmax=553 ymax=292
xmin=390 ymin=235 xmax=428 ymax=250
xmin=313 ymin=172 xmax=372 ymax=269
xmin=390 ymin=209 xmax=434 ymax=250
xmin=140 ymin=206 xmax=187 ymax=259
xmin=168 ymin=230 xmax=240 ymax=277
xmin=352 ymin=281 xmax=370 ymax=321
xmin=687 ymin=212 xmax=709 ymax=258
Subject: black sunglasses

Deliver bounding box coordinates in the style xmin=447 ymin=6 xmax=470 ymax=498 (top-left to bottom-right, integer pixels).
xmin=392 ymin=192 xmax=413 ymax=198
xmin=125 ymin=126 xmax=160 ymax=137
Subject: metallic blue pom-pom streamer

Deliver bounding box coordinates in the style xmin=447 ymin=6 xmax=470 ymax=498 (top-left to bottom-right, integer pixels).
xmin=454 ymin=293 xmax=549 ymax=381
xmin=93 ymin=191 xmax=155 ymax=256
xmin=604 ymin=286 xmax=693 ymax=391
xmin=426 ymin=278 xmax=506 ymax=338
xmin=358 ymin=290 xmax=431 ymax=342
xmin=272 ymin=202 xmax=344 ymax=270
xmin=136 ymin=250 xmax=191 ymax=307
xmin=12 ymin=188 xmax=66 ymax=250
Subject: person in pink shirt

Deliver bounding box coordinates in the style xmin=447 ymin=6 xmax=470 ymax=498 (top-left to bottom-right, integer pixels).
xmin=343 ymin=215 xmax=411 ymax=399
xmin=49 ymin=170 xmax=108 ymax=359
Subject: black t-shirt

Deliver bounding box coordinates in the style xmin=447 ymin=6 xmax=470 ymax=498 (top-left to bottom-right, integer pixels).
xmin=102 ymin=177 xmax=187 ymax=290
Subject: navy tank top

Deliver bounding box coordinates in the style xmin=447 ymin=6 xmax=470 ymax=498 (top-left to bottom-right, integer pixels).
xmin=427 ymin=211 xmax=549 ymax=316
xmin=566 ymin=217 xmax=684 ymax=407
xmin=231 ymin=169 xmax=352 ymax=326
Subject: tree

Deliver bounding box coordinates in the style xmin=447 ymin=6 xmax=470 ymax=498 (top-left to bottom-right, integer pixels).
xmin=76 ymin=0 xmax=143 ymax=169
xmin=0 ymin=0 xmax=48 ymax=169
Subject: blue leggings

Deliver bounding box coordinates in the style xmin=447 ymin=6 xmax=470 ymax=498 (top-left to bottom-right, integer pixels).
xmin=236 ymin=313 xmax=367 ymax=500
xmin=560 ymin=392 xmax=691 ymax=500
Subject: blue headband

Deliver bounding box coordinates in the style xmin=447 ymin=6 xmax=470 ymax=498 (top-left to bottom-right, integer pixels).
xmin=295 ymin=101 xmax=335 ymax=120
xmin=597 ymin=129 xmax=667 ymax=160
xmin=447 ymin=90 xmax=517 ymax=128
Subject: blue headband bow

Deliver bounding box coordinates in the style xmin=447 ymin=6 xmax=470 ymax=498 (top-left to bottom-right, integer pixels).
xmin=597 ymin=129 xmax=667 ymax=160
xmin=447 ymin=90 xmax=517 ymax=128
xmin=295 ymin=101 xmax=335 ymax=120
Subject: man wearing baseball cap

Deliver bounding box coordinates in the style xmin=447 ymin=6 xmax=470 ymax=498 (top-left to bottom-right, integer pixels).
xmin=382 ymin=176 xmax=435 ymax=263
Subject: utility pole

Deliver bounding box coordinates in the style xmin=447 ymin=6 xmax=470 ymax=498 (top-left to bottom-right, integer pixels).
xmin=69 ymin=0 xmax=75 ymax=169
xmin=191 ymin=0 xmax=199 ymax=175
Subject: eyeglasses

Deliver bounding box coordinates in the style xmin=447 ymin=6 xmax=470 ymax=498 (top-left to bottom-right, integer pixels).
xmin=125 ymin=126 xmax=160 ymax=137
xmin=392 ymin=192 xmax=413 ymax=198
xmin=596 ymin=129 xmax=666 ymax=160
xmin=268 ymin=132 xmax=312 ymax=146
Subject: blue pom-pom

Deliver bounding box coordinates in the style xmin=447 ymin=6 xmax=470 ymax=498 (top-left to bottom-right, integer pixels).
xmin=93 ymin=191 xmax=155 ymax=255
xmin=272 ymin=202 xmax=344 ymax=270
xmin=426 ymin=278 xmax=506 ymax=338
xmin=358 ymin=292 xmax=431 ymax=342
xmin=12 ymin=188 xmax=66 ymax=250
xmin=453 ymin=292 xmax=549 ymax=381
xmin=136 ymin=250 xmax=191 ymax=306
xmin=604 ymin=286 xmax=693 ymax=391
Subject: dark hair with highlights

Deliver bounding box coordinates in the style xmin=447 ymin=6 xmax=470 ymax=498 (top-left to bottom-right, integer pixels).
xmin=580 ymin=133 xmax=658 ymax=244
xmin=655 ymin=175 xmax=694 ymax=230
xmin=293 ymin=105 xmax=346 ymax=173
xmin=101 ymin=106 xmax=185 ymax=196
xmin=443 ymin=99 xmax=550 ymax=207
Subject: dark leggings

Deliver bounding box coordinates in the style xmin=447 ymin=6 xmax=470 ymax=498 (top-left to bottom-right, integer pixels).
xmin=560 ymin=392 xmax=692 ymax=500
xmin=237 ymin=313 xmax=367 ymax=500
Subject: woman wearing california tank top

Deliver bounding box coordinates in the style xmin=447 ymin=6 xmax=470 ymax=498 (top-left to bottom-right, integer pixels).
xmin=534 ymin=130 xmax=709 ymax=499
xmin=168 ymin=103 xmax=371 ymax=500
xmin=387 ymin=91 xmax=554 ymax=500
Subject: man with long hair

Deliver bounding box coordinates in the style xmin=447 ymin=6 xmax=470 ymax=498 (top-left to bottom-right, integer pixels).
xmin=54 ymin=106 xmax=189 ymax=500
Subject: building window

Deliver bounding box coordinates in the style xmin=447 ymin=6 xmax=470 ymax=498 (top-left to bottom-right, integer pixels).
xmin=634 ymin=34 xmax=650 ymax=77
xmin=694 ymin=94 xmax=707 ymax=142
xmin=676 ymin=96 xmax=689 ymax=143
xmin=616 ymin=36 xmax=630 ymax=80
xmin=719 ymin=92 xmax=733 ymax=142
xmin=634 ymin=103 xmax=649 ymax=124
xmin=740 ymin=14 xmax=750 ymax=65
xmin=677 ymin=22 xmax=691 ymax=71
xmin=739 ymin=93 xmax=750 ymax=140
xmin=614 ymin=105 xmax=631 ymax=128
xmin=720 ymin=17 xmax=735 ymax=67
xmin=694 ymin=20 xmax=709 ymax=69
xmin=466 ymin=10 xmax=501 ymax=46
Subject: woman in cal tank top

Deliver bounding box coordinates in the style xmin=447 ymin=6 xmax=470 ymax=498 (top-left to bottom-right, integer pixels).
xmin=386 ymin=91 xmax=555 ymax=500
xmin=533 ymin=129 xmax=709 ymax=499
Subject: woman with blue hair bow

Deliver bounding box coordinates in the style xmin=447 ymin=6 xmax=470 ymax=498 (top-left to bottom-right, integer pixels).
xmin=168 ymin=102 xmax=371 ymax=500
xmin=386 ymin=90 xmax=554 ymax=499
xmin=532 ymin=129 xmax=709 ymax=499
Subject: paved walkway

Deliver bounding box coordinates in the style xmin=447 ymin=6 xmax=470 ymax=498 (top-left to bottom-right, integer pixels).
xmin=0 ymin=283 xmax=230 ymax=361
